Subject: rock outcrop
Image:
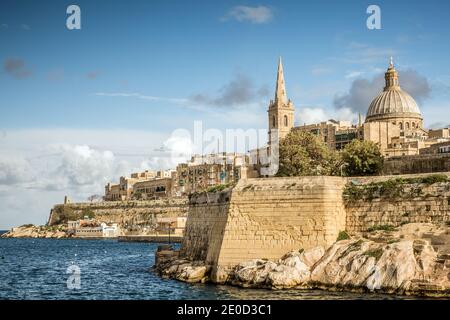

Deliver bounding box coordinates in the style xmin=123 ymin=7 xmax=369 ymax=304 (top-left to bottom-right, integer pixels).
xmin=1 ymin=225 xmax=69 ymax=239
xmin=155 ymin=223 xmax=450 ymax=296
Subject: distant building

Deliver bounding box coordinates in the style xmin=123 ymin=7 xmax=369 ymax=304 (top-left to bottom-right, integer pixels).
xmin=156 ymin=216 xmax=187 ymax=235
xmin=133 ymin=177 xmax=173 ymax=199
xmin=294 ymin=119 xmax=363 ymax=150
xmin=173 ymin=153 xmax=257 ymax=196
xmin=68 ymin=219 xmax=120 ymax=238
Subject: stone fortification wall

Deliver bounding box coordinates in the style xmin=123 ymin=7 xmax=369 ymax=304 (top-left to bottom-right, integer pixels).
xmin=179 ymin=173 xmax=450 ymax=283
xmin=382 ymin=154 xmax=450 ymax=175
xmin=48 ymin=198 xmax=188 ymax=227
xmin=182 ymin=176 xmax=347 ymax=282
xmin=345 ymin=173 xmax=450 ymax=233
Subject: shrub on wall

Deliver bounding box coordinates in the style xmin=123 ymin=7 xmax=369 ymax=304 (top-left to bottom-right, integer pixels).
xmin=341 ymin=140 xmax=384 ymax=176
xmin=343 ymin=174 xmax=449 ymax=202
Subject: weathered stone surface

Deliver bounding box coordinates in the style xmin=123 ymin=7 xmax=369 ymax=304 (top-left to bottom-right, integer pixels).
xmin=267 ymin=265 xmax=310 ymax=289
xmin=156 ymin=223 xmax=449 ymax=296
xmin=1 ymin=225 xmax=69 ymax=239
xmin=176 ymin=265 xmax=208 ymax=283
xmin=48 ymin=198 xmax=188 ymax=230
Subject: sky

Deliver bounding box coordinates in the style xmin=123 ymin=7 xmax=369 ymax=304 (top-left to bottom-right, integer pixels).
xmin=1 ymin=0 xmax=450 ymax=228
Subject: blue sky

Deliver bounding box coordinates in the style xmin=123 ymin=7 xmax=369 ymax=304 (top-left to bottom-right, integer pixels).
xmin=1 ymin=0 xmax=450 ymax=228
xmin=1 ymin=0 xmax=450 ymax=130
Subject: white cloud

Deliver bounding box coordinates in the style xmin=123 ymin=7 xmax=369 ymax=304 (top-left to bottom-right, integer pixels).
xmin=297 ymin=107 xmax=329 ymax=125
xmin=0 ymin=129 xmax=173 ymax=229
xmin=95 ymin=92 xmax=187 ymax=104
xmin=221 ymin=6 xmax=273 ymax=24
xmin=345 ymin=71 xmax=365 ymax=79
xmin=0 ymin=155 xmax=34 ymax=185
xmin=296 ymin=106 xmax=358 ymax=126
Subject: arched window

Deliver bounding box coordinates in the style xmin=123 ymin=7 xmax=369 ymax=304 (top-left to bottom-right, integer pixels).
xmin=284 ymin=115 xmax=288 ymax=127
xmin=399 ymin=122 xmax=403 ymax=130
xmin=412 ymin=122 xmax=416 ymax=128
xmin=406 ymin=122 xmax=410 ymax=129
xmin=272 ymin=116 xmax=276 ymax=128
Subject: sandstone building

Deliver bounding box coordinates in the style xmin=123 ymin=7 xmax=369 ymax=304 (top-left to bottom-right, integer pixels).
xmin=252 ymin=57 xmax=450 ymax=176
xmin=103 ymin=57 xmax=450 ymax=199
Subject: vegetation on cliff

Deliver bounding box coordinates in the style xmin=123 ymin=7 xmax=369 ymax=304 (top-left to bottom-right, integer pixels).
xmin=51 ymin=206 xmax=95 ymax=224
xmin=343 ymin=174 xmax=449 ymax=202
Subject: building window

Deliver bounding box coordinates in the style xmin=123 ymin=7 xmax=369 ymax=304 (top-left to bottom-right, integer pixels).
xmin=406 ymin=122 xmax=410 ymax=129
xmin=399 ymin=123 xmax=403 ymax=130
xmin=272 ymin=116 xmax=276 ymax=128
xmin=284 ymin=115 xmax=288 ymax=127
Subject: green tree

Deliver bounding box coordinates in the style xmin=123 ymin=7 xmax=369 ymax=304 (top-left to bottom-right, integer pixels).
xmin=276 ymin=130 xmax=341 ymax=176
xmin=341 ymin=139 xmax=384 ymax=176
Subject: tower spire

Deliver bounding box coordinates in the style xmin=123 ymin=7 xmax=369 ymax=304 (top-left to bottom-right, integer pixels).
xmin=275 ymin=56 xmax=288 ymax=104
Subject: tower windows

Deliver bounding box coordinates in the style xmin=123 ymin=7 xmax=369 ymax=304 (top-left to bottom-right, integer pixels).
xmin=272 ymin=116 xmax=276 ymax=128
xmin=284 ymin=115 xmax=288 ymax=127
xmin=399 ymin=122 xmax=403 ymax=130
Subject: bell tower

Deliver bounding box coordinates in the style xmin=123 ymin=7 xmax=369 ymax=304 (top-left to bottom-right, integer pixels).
xmin=268 ymin=57 xmax=295 ymax=144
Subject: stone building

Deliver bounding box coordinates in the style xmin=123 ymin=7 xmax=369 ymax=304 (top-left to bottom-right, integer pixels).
xmin=362 ymin=58 xmax=429 ymax=157
xmin=173 ymin=153 xmax=257 ymax=196
xmin=252 ymin=57 xmax=449 ymax=176
xmin=104 ymin=170 xmax=173 ymax=201
xmin=294 ymin=119 xmax=363 ymax=150
xmin=133 ymin=177 xmax=173 ymax=200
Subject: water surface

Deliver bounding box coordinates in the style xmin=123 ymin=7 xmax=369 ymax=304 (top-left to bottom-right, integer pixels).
xmin=0 ymin=238 xmax=424 ymax=300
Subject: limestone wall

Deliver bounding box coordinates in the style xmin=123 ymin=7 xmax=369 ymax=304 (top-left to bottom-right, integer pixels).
xmin=182 ymin=176 xmax=348 ymax=282
xmin=345 ymin=175 xmax=450 ymax=233
xmin=180 ymin=192 xmax=231 ymax=264
xmin=48 ymin=198 xmax=189 ymax=227
xmin=179 ymin=173 xmax=450 ymax=283
xmin=382 ymin=154 xmax=450 ymax=175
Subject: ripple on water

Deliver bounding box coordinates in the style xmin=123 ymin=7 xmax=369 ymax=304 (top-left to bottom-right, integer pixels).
xmin=0 ymin=238 xmax=429 ymax=300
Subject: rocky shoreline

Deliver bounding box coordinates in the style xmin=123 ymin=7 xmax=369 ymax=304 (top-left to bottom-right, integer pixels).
xmin=155 ymin=223 xmax=450 ymax=297
xmin=1 ymin=224 xmax=69 ymax=239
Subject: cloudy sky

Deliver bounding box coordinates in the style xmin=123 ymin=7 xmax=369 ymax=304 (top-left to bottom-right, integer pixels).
xmin=1 ymin=0 xmax=450 ymax=228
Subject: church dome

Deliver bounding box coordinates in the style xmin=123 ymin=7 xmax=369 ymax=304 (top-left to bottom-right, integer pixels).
xmin=366 ymin=59 xmax=422 ymax=122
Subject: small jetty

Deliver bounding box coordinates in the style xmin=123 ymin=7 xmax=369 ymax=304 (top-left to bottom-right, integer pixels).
xmin=118 ymin=234 xmax=183 ymax=243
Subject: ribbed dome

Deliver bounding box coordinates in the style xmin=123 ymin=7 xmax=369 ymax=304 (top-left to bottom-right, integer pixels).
xmin=366 ymin=88 xmax=421 ymax=120
xmin=366 ymin=60 xmax=422 ymax=122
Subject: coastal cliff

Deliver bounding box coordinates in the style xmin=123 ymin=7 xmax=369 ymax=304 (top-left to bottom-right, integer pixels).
xmin=156 ymin=223 xmax=450 ymax=296
xmin=3 ymin=198 xmax=189 ymax=238
xmin=48 ymin=198 xmax=188 ymax=227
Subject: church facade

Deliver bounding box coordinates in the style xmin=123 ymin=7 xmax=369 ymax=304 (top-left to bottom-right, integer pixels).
xmin=261 ymin=57 xmax=450 ymax=165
